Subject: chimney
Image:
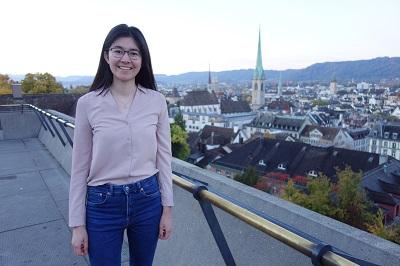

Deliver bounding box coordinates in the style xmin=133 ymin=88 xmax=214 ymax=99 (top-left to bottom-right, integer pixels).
xmin=12 ymin=83 xmax=23 ymax=99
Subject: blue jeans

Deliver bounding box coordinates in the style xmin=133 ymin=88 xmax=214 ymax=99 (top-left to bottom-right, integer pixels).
xmin=86 ymin=174 xmax=162 ymax=266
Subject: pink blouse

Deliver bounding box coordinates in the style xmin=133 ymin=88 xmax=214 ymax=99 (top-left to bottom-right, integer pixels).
xmin=68 ymin=85 xmax=173 ymax=227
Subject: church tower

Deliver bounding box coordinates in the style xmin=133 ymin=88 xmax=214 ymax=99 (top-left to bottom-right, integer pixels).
xmin=330 ymin=75 xmax=337 ymax=95
xmin=277 ymin=72 xmax=282 ymax=98
xmin=251 ymin=28 xmax=265 ymax=110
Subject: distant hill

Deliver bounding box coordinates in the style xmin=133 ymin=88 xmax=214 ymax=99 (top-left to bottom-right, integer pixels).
xmin=155 ymin=57 xmax=400 ymax=84
xmin=9 ymin=57 xmax=400 ymax=87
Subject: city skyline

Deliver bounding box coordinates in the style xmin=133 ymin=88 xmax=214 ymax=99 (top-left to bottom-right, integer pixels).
xmin=1 ymin=0 xmax=399 ymax=77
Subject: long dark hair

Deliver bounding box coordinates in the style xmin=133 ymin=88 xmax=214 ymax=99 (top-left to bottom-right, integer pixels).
xmin=90 ymin=24 xmax=157 ymax=94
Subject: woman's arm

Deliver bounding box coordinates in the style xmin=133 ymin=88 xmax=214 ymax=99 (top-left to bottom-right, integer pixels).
xmin=69 ymin=96 xmax=93 ymax=228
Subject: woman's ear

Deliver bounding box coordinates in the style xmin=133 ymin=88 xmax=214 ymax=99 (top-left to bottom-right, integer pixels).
xmin=104 ymin=51 xmax=110 ymax=64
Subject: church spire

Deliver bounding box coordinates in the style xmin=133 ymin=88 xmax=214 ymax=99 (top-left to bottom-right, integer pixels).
xmin=208 ymin=63 xmax=211 ymax=84
xmin=253 ymin=27 xmax=265 ymax=80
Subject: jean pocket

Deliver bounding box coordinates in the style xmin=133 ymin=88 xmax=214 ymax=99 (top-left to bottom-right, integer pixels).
xmin=86 ymin=190 xmax=109 ymax=205
xmin=139 ymin=182 xmax=160 ymax=198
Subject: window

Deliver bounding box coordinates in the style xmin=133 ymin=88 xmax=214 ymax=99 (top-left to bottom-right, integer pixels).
xmin=259 ymin=160 xmax=266 ymax=166
xmin=308 ymin=170 xmax=317 ymax=177
xmin=384 ymin=141 xmax=388 ymax=147
xmin=383 ymin=149 xmax=387 ymax=155
xmin=278 ymin=163 xmax=286 ymax=170
xmin=373 ymin=130 xmax=377 ymax=137
xmin=392 ymin=151 xmax=396 ymax=157
xmin=384 ymin=132 xmax=389 ymax=139
xmin=393 ymin=133 xmax=398 ymax=140
xmin=393 ymin=143 xmax=397 ymax=149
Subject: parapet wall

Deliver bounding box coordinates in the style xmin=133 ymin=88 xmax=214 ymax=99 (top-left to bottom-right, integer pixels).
xmin=3 ymin=107 xmax=400 ymax=266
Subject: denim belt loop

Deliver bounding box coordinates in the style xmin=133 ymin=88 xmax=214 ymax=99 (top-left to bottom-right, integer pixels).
xmin=109 ymin=184 xmax=114 ymax=195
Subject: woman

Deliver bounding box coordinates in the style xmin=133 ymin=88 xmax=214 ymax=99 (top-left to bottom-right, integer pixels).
xmin=69 ymin=24 xmax=173 ymax=266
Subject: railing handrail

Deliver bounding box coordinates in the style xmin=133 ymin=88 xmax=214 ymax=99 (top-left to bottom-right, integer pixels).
xmin=24 ymin=104 xmax=75 ymax=129
xmin=172 ymin=174 xmax=358 ymax=266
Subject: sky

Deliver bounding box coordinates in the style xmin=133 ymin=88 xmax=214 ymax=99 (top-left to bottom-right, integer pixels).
xmin=1 ymin=0 xmax=399 ymax=77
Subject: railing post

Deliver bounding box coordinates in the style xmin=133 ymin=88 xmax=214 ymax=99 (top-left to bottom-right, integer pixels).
xmin=47 ymin=115 xmax=66 ymax=146
xmin=192 ymin=185 xmax=236 ymax=266
xmin=57 ymin=121 xmax=73 ymax=147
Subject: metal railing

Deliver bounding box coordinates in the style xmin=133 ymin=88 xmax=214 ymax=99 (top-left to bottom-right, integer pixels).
xmin=2 ymin=103 xmax=380 ymax=266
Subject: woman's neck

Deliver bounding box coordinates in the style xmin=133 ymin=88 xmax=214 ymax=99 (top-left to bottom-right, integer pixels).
xmin=110 ymin=79 xmax=137 ymax=96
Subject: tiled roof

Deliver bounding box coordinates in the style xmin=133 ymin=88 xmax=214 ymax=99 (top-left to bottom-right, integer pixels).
xmin=213 ymin=138 xmax=379 ymax=179
xmin=220 ymin=99 xmax=251 ymax=114
xmin=200 ymin=125 xmax=234 ymax=145
xmin=181 ymin=90 xmax=219 ymax=106
xmin=347 ymin=128 xmax=370 ymax=140
xmin=249 ymin=114 xmax=306 ymax=130
xmin=370 ymin=122 xmax=400 ymax=140
xmin=362 ymin=159 xmax=400 ymax=206
xmin=300 ymin=125 xmax=341 ymax=141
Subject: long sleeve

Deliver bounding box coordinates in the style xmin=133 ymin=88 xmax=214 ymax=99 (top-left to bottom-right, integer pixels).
xmin=156 ymin=95 xmax=174 ymax=206
xmin=68 ymin=95 xmax=93 ymax=227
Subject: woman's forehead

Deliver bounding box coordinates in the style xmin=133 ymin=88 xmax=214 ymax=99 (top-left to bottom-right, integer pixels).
xmin=111 ymin=37 xmax=138 ymax=49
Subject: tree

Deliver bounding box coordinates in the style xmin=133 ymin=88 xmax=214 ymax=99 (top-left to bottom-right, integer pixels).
xmin=170 ymin=123 xmax=190 ymax=160
xmin=173 ymin=112 xmax=186 ymax=131
xmin=0 ymin=74 xmax=12 ymax=95
xmin=335 ymin=167 xmax=374 ymax=229
xmin=367 ymin=209 xmax=400 ymax=244
xmin=234 ymin=166 xmax=260 ymax=186
xmin=68 ymin=86 xmax=89 ymax=94
xmin=312 ymin=99 xmax=329 ymax=107
xmin=21 ymin=72 xmax=63 ymax=94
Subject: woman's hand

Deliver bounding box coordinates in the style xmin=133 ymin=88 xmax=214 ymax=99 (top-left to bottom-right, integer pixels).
xmin=71 ymin=225 xmax=88 ymax=256
xmin=159 ymin=206 xmax=172 ymax=240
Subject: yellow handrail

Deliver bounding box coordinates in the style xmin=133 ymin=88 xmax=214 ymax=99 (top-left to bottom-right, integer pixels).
xmin=172 ymin=174 xmax=358 ymax=266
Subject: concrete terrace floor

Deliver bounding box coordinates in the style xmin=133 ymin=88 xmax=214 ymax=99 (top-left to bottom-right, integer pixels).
xmin=0 ymin=138 xmax=133 ymax=265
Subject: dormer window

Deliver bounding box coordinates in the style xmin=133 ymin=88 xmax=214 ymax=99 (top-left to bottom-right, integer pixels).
xmin=384 ymin=132 xmax=389 ymax=139
xmin=393 ymin=133 xmax=398 ymax=140
xmin=373 ymin=130 xmax=377 ymax=137
xmin=259 ymin=160 xmax=266 ymax=166
xmin=278 ymin=163 xmax=286 ymax=170
xmin=308 ymin=170 xmax=318 ymax=177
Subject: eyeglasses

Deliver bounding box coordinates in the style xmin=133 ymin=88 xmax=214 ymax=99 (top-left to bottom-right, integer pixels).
xmin=109 ymin=47 xmax=141 ymax=60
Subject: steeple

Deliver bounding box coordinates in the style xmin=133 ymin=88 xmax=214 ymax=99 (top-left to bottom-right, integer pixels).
xmin=278 ymin=72 xmax=282 ymax=97
xmin=253 ymin=27 xmax=265 ymax=80
xmin=208 ymin=63 xmax=212 ymax=85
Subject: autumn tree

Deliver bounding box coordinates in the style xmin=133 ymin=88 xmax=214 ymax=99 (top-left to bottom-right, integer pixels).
xmin=0 ymin=74 xmax=12 ymax=95
xmin=234 ymin=166 xmax=260 ymax=186
xmin=21 ymin=73 xmax=63 ymax=94
xmin=334 ymin=167 xmax=374 ymax=229
xmin=171 ymin=123 xmax=190 ymax=160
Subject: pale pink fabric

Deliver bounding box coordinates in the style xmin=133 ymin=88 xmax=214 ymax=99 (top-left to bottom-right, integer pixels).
xmin=68 ymin=86 xmax=173 ymax=227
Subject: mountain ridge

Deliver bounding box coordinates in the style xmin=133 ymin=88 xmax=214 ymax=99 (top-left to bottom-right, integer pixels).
xmin=9 ymin=57 xmax=400 ymax=87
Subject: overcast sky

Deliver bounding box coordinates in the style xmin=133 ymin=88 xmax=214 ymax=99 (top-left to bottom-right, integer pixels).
xmin=1 ymin=0 xmax=399 ymax=76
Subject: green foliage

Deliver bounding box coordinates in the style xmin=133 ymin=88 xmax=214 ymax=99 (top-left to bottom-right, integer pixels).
xmin=234 ymin=166 xmax=260 ymax=186
xmin=283 ymin=180 xmax=307 ymax=204
xmin=366 ymin=210 xmax=400 ymax=244
xmin=335 ymin=167 xmax=374 ymax=228
xmin=170 ymin=123 xmax=190 ymax=160
xmin=21 ymin=73 xmax=63 ymax=94
xmin=173 ymin=112 xmax=186 ymax=131
xmin=283 ymin=167 xmax=398 ymax=242
xmin=0 ymin=74 xmax=12 ymax=94
xmin=312 ymin=99 xmax=329 ymax=107
xmin=68 ymin=86 xmax=89 ymax=94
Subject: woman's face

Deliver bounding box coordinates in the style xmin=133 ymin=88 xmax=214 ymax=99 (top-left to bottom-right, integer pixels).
xmin=105 ymin=37 xmax=142 ymax=83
